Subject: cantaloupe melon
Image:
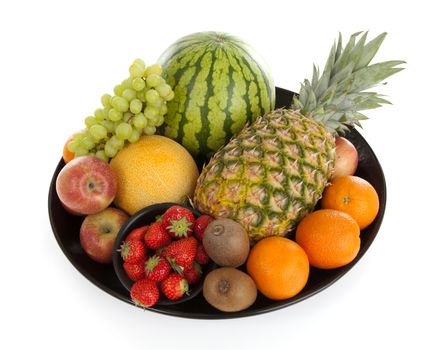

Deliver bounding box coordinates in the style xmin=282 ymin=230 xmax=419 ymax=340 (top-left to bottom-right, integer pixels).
xmin=110 ymin=135 xmax=199 ymax=215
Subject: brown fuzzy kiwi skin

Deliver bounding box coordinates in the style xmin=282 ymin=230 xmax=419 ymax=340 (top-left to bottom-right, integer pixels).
xmin=202 ymin=218 xmax=250 ymax=267
xmin=203 ymin=267 xmax=257 ymax=312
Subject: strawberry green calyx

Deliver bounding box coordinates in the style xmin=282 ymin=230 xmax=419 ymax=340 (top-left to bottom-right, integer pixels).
xmin=166 ymin=218 xmax=193 ymax=238
xmin=180 ymin=279 xmax=189 ymax=296
xmin=167 ymin=257 xmax=184 ymax=275
xmin=145 ymin=255 xmax=160 ymax=272
xmin=119 ymin=241 xmax=131 ymax=260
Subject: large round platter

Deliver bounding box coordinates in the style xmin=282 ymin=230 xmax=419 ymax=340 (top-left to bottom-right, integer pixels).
xmin=48 ymin=87 xmax=386 ymax=319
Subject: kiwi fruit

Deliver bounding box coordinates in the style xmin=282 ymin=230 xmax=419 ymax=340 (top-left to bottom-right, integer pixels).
xmin=203 ymin=267 xmax=257 ymax=312
xmin=203 ymin=218 xmax=250 ymax=267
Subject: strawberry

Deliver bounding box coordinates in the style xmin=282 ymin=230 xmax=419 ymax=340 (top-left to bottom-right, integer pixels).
xmin=193 ymin=215 xmax=214 ymax=241
xmin=162 ymin=205 xmax=195 ymax=239
xmin=130 ymin=279 xmax=159 ymax=308
xmin=183 ymin=262 xmax=202 ymax=284
xmin=163 ymin=236 xmax=198 ymax=272
xmin=161 ymin=273 xmax=189 ymax=301
xmin=123 ymin=259 xmax=145 ymax=281
xmin=125 ymin=226 xmax=149 ymax=243
xmin=119 ymin=240 xmax=146 ymax=263
xmin=195 ymin=242 xmax=210 ymax=265
xmin=145 ymin=255 xmax=171 ymax=282
xmin=144 ymin=222 xmax=171 ymax=249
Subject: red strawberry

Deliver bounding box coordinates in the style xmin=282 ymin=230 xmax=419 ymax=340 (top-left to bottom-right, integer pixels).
xmin=162 ymin=205 xmax=195 ymax=239
xmin=193 ymin=215 xmax=214 ymax=241
xmin=183 ymin=262 xmax=202 ymax=284
xmin=123 ymin=259 xmax=145 ymax=281
xmin=195 ymin=243 xmax=210 ymax=265
xmin=144 ymin=222 xmax=171 ymax=249
xmin=161 ymin=273 xmax=189 ymax=301
xmin=130 ymin=279 xmax=159 ymax=308
xmin=145 ymin=255 xmax=171 ymax=282
xmin=125 ymin=226 xmax=149 ymax=243
xmin=163 ymin=236 xmax=198 ymax=272
xmin=119 ymin=240 xmax=146 ymax=263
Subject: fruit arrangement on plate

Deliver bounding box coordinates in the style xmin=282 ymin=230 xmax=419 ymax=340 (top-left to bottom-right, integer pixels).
xmin=49 ymin=31 xmax=403 ymax=317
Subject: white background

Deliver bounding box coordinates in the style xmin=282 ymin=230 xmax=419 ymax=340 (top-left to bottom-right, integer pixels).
xmin=1 ymin=0 xmax=421 ymax=349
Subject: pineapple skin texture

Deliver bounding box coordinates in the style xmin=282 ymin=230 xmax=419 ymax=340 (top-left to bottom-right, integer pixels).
xmin=194 ymin=109 xmax=336 ymax=241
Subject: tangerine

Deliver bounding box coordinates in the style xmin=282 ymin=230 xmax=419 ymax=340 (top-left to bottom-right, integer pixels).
xmin=246 ymin=236 xmax=309 ymax=300
xmin=62 ymin=136 xmax=75 ymax=164
xmin=296 ymin=209 xmax=360 ymax=269
xmin=321 ymin=176 xmax=379 ymax=229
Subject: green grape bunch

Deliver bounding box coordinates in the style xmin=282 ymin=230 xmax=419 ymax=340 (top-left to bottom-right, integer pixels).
xmin=66 ymin=59 xmax=175 ymax=162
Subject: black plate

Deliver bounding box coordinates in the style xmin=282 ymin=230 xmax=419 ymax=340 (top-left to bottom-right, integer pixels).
xmin=48 ymin=87 xmax=386 ymax=319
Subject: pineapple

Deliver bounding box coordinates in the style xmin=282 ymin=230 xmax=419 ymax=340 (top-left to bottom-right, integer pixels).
xmin=194 ymin=32 xmax=404 ymax=241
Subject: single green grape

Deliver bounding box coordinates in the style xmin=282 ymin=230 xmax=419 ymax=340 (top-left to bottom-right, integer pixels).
xmin=75 ymin=147 xmax=89 ymax=157
xmin=147 ymin=115 xmax=160 ymax=126
xmin=144 ymin=64 xmax=162 ymax=77
xmin=89 ymin=124 xmax=107 ymax=140
xmin=110 ymin=135 xmax=124 ymax=150
xmin=103 ymin=105 xmax=111 ymax=117
xmin=122 ymin=88 xmax=136 ymax=101
xmin=115 ymin=122 xmax=133 ymax=140
xmin=156 ymin=84 xmax=172 ymax=98
xmin=143 ymin=125 xmax=156 ymax=135
xmin=159 ymin=103 xmax=168 ymax=115
xmin=133 ymin=113 xmax=148 ymax=129
xmin=146 ymin=74 xmax=162 ymax=88
xmin=114 ymin=84 xmax=124 ymax=96
xmin=95 ymin=150 xmax=109 ymax=163
xmin=129 ymin=60 xmax=146 ymax=78
xmin=132 ymin=77 xmax=146 ymax=91
xmin=73 ymin=132 xmax=85 ymax=143
xmin=85 ymin=116 xmax=97 ymax=128
xmin=144 ymin=105 xmax=159 ymax=119
xmin=154 ymin=115 xmax=165 ymax=127
xmin=128 ymin=128 xmax=140 ymax=143
xmin=130 ymin=99 xmax=142 ymax=114
xmin=94 ymin=108 xmax=105 ymax=121
xmin=81 ymin=136 xmax=96 ymax=150
xmin=101 ymin=94 xmax=112 ymax=107
xmin=121 ymin=78 xmax=133 ymax=90
xmin=145 ymin=89 xmax=160 ymax=103
xmin=67 ymin=140 xmax=79 ymax=153
xmin=100 ymin=120 xmax=114 ymax=133
xmin=133 ymin=58 xmax=146 ymax=67
xmin=123 ymin=112 xmax=133 ymax=123
xmin=108 ymin=108 xmax=123 ymax=122
xmin=148 ymin=98 xmax=163 ymax=109
xmin=111 ymin=96 xmax=129 ymax=112
xmin=136 ymin=91 xmax=146 ymax=102
xmin=104 ymin=142 xmax=118 ymax=158
xmin=163 ymin=90 xmax=175 ymax=101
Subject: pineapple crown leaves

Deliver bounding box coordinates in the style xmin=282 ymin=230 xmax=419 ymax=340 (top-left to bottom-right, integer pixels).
xmin=292 ymin=31 xmax=405 ymax=134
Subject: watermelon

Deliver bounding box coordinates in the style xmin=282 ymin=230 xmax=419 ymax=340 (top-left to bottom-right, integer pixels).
xmin=158 ymin=32 xmax=275 ymax=160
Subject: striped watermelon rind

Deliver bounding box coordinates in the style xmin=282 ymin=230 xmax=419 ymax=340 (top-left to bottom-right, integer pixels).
xmin=158 ymin=32 xmax=275 ymax=159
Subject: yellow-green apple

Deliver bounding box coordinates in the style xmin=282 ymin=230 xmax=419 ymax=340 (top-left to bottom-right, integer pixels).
xmin=333 ymin=137 xmax=359 ymax=179
xmin=56 ymin=156 xmax=117 ymax=215
xmin=80 ymin=207 xmax=129 ymax=263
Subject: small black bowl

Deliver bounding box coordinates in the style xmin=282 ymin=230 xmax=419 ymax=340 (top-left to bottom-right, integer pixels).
xmin=112 ymin=202 xmax=216 ymax=306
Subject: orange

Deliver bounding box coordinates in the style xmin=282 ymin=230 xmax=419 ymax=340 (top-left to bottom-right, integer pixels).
xmin=296 ymin=209 xmax=360 ymax=269
xmin=62 ymin=136 xmax=75 ymax=164
xmin=246 ymin=237 xmax=309 ymax=300
xmin=321 ymin=175 xmax=379 ymax=229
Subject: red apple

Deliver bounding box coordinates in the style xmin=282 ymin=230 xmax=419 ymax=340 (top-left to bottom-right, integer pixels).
xmin=80 ymin=207 xmax=129 ymax=263
xmin=56 ymin=156 xmax=117 ymax=215
xmin=333 ymin=137 xmax=359 ymax=179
